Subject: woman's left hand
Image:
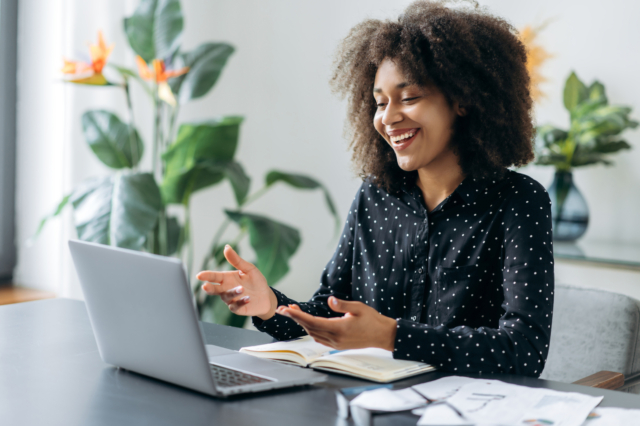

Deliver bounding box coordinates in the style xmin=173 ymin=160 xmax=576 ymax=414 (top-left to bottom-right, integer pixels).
xmin=276 ymin=296 xmax=397 ymax=351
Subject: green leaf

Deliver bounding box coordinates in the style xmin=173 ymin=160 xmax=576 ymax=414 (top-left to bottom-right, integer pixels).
xmin=169 ymin=43 xmax=235 ymax=104
xmin=534 ymin=153 xmax=569 ymax=167
xmin=82 ymin=110 xmax=144 ymax=169
xmin=165 ymin=216 xmax=182 ymax=255
xmin=591 ymin=139 xmax=632 ymax=154
xmin=70 ymin=172 xmax=162 ymax=250
xmin=266 ymin=171 xmax=321 ymax=189
xmin=563 ymin=72 xmax=588 ymax=113
xmin=218 ymin=161 xmax=250 ymax=205
xmin=151 ymin=214 xmax=182 ymax=255
xmin=265 ymin=170 xmax=340 ymax=235
xmin=30 ymin=194 xmax=72 ymax=243
xmin=224 ymin=210 xmax=301 ymax=286
xmin=571 ymin=152 xmax=612 ymax=167
xmin=571 ymin=98 xmax=609 ymax=120
xmin=123 ymin=0 xmax=183 ymax=62
xmin=535 ymin=125 xmax=568 ymax=149
xmin=588 ymin=80 xmax=607 ymax=104
xmin=161 ymin=116 xmax=244 ymax=204
xmin=574 ymin=106 xmax=635 ymax=144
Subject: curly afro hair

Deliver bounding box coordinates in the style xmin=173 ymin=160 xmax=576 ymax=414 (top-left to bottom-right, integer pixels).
xmin=330 ymin=0 xmax=535 ymax=194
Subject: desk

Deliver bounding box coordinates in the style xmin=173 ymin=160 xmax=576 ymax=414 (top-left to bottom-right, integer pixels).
xmin=2 ymin=299 xmax=639 ymax=426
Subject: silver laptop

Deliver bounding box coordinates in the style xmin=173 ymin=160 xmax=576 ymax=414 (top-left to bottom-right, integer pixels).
xmin=68 ymin=239 xmax=326 ymax=397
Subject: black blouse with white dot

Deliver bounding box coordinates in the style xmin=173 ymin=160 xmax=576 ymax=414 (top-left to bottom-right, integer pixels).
xmin=252 ymin=169 xmax=554 ymax=377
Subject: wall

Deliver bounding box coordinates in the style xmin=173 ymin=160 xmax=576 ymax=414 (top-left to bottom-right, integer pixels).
xmin=14 ymin=0 xmax=640 ymax=304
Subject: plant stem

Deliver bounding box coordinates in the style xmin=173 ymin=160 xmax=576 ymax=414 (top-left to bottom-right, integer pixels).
xmin=152 ymin=84 xmax=159 ymax=178
xmin=241 ymin=185 xmax=270 ymax=207
xmin=123 ymin=80 xmax=140 ymax=170
xmin=159 ymin=208 xmax=168 ymax=256
xmin=157 ymin=98 xmax=164 ymax=177
xmin=230 ymin=227 xmax=247 ymax=247
xmin=210 ymin=218 xmax=231 ymax=258
xmin=167 ymin=104 xmax=179 ymax=148
xmin=206 ymin=184 xmax=273 ymax=265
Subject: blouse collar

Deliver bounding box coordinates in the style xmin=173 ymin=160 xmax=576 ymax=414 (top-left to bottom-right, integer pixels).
xmin=400 ymin=169 xmax=506 ymax=206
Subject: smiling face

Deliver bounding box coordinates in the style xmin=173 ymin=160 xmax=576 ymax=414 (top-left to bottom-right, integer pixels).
xmin=373 ymin=58 xmax=466 ymax=173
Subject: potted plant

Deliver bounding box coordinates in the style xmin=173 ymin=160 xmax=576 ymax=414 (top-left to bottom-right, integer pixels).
xmin=534 ymin=71 xmax=637 ymax=241
xmin=34 ymin=0 xmax=339 ymax=327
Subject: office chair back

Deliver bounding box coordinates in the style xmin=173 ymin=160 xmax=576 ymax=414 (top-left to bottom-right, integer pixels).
xmin=540 ymin=283 xmax=640 ymax=393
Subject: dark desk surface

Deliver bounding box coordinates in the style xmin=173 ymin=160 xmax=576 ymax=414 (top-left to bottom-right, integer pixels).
xmin=2 ymin=299 xmax=639 ymax=426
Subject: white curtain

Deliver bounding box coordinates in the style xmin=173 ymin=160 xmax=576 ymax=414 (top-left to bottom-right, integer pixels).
xmin=14 ymin=0 xmax=138 ymax=298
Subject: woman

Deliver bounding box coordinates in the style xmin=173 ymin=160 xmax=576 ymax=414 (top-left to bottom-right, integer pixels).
xmin=197 ymin=0 xmax=554 ymax=377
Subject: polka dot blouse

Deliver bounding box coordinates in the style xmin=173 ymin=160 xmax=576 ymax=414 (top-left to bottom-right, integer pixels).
xmin=252 ymin=169 xmax=554 ymax=378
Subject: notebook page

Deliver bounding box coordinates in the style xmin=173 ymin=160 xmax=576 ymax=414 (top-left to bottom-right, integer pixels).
xmin=239 ymin=335 xmax=333 ymax=364
xmin=312 ymin=347 xmax=432 ymax=379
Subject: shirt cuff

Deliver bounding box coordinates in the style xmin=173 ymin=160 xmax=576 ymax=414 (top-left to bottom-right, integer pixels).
xmin=251 ymin=287 xmax=289 ymax=330
xmin=393 ymin=318 xmax=425 ymax=361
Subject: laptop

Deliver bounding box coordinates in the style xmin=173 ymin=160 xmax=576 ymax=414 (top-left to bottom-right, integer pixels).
xmin=68 ymin=239 xmax=326 ymax=397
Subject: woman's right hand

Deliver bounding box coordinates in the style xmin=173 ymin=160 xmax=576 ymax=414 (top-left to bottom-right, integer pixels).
xmin=196 ymin=245 xmax=277 ymax=320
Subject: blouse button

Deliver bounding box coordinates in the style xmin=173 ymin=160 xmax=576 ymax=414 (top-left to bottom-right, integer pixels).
xmin=411 ymin=316 xmax=417 ymax=321
xmin=418 ymin=268 xmax=423 ymax=274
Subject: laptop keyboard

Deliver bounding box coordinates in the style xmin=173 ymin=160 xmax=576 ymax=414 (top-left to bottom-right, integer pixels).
xmin=209 ymin=363 xmax=274 ymax=388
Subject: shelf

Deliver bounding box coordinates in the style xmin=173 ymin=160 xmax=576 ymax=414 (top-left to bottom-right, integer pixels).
xmin=0 ymin=285 xmax=56 ymax=306
xmin=554 ymin=239 xmax=640 ymax=270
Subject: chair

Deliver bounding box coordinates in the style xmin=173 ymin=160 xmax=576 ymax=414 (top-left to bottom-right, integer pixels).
xmin=540 ymin=283 xmax=640 ymax=393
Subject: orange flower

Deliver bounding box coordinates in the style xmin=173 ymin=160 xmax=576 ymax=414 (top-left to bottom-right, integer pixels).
xmin=61 ymin=30 xmax=114 ymax=85
xmin=518 ymin=20 xmax=555 ymax=103
xmin=88 ymin=30 xmax=113 ymax=74
xmin=136 ymin=56 xmax=189 ymax=105
xmin=135 ymin=56 xmax=189 ymax=83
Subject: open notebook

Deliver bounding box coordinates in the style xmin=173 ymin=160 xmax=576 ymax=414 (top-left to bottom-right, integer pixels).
xmin=239 ymin=335 xmax=436 ymax=383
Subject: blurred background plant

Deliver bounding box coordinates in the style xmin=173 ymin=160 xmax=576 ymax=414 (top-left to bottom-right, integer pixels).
xmin=535 ymin=72 xmax=637 ymax=171
xmin=518 ymin=19 xmax=637 ymax=241
xmin=534 ymin=72 xmax=637 ymax=240
xmin=34 ymin=0 xmax=338 ymax=327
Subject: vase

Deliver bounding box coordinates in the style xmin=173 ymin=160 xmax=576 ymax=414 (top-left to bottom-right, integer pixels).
xmin=546 ymin=170 xmax=589 ymax=242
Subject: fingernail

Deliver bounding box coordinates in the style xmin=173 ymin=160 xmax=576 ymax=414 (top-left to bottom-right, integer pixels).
xmin=276 ymin=307 xmax=289 ymax=317
xmin=235 ymin=287 xmax=243 ymax=294
xmin=331 ymin=297 xmax=338 ymax=306
xmin=241 ymin=296 xmax=250 ymax=302
xmin=225 ymin=244 xmax=231 ymax=249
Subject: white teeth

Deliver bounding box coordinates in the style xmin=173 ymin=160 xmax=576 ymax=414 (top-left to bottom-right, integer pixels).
xmin=391 ymin=131 xmax=416 ymax=143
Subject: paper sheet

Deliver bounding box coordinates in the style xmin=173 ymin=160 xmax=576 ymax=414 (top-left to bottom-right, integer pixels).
xmin=349 ymin=387 xmax=426 ymax=412
xmin=579 ymin=407 xmax=640 ymax=425
xmin=417 ymin=402 xmax=473 ymax=425
xmin=353 ymin=376 xmax=607 ymax=426
xmin=412 ymin=376 xmax=484 ymax=401
xmin=446 ymin=380 xmax=603 ymax=426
